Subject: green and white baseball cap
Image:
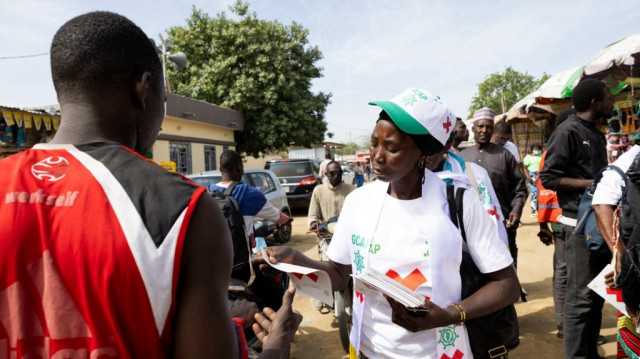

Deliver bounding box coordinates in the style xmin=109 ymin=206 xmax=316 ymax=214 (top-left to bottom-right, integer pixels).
xmin=369 ymin=88 xmax=456 ymax=146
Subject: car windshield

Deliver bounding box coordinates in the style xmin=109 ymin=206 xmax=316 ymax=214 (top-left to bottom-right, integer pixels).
xmin=190 ymin=175 xmax=250 ymax=190
xmin=267 ymin=162 xmax=314 ymax=177
xmin=190 ymin=175 xmax=222 ymax=190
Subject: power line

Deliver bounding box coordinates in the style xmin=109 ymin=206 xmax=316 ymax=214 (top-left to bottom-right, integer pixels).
xmin=0 ymin=52 xmax=49 ymax=60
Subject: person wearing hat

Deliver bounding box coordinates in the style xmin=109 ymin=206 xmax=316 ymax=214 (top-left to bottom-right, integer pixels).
xmin=255 ymin=88 xmax=519 ymax=358
xmin=461 ymin=108 xmax=527 ymax=272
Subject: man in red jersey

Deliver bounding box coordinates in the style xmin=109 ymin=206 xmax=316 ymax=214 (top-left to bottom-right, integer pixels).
xmin=0 ymin=11 xmax=300 ymax=359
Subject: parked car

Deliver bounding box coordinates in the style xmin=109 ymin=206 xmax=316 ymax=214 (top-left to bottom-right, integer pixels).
xmin=264 ymin=159 xmax=320 ymax=209
xmin=187 ymin=168 xmax=292 ymax=242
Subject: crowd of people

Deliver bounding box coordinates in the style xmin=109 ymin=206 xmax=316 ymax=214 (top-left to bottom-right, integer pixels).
xmin=1 ymin=10 xmax=640 ymax=359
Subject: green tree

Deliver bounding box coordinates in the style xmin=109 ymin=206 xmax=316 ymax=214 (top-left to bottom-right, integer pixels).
xmin=166 ymin=1 xmax=331 ymax=157
xmin=336 ymin=142 xmax=360 ymax=156
xmin=468 ymin=66 xmax=550 ymax=117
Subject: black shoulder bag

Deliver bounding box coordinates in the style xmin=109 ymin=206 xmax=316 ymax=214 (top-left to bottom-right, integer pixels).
xmin=446 ymin=184 xmax=520 ymax=359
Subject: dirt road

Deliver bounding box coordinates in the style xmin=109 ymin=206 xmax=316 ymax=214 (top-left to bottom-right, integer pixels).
xmin=284 ymin=204 xmax=619 ymax=358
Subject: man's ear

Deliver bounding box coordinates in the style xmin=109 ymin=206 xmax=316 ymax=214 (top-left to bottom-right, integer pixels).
xmin=134 ymin=71 xmax=153 ymax=110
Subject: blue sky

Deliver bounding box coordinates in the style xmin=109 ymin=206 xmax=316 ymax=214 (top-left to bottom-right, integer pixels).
xmin=1 ymin=1 xmax=639 ymax=144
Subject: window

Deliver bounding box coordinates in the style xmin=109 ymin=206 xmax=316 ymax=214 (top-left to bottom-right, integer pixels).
xmin=248 ymin=172 xmax=276 ymax=194
xmin=169 ymin=142 xmax=192 ymax=174
xmin=204 ymin=146 xmax=217 ymax=171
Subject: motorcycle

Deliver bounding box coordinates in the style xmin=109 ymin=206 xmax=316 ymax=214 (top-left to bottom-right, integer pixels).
xmin=253 ymin=218 xmax=292 ymax=245
xmin=316 ymin=216 xmax=353 ymax=354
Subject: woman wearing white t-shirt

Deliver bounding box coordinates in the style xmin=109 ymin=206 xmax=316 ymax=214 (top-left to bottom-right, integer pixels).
xmin=256 ymin=88 xmax=519 ymax=359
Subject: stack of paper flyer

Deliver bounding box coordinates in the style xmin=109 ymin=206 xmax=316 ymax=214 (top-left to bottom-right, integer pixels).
xmin=355 ymin=268 xmax=426 ymax=309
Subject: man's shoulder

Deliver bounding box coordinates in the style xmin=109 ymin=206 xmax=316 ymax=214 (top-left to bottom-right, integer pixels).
xmin=338 ymin=183 xmax=356 ymax=194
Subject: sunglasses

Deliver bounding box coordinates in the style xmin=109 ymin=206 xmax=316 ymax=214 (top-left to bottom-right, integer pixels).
xmin=328 ymin=170 xmax=343 ymax=176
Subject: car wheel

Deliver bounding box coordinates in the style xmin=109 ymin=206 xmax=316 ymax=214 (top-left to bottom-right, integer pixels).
xmin=275 ymin=209 xmax=292 ymax=243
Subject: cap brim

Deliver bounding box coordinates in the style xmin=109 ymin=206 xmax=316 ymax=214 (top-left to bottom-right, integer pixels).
xmin=369 ymin=101 xmax=429 ymax=135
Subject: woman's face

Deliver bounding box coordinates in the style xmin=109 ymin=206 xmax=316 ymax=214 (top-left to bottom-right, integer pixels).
xmin=370 ymin=120 xmax=423 ymax=184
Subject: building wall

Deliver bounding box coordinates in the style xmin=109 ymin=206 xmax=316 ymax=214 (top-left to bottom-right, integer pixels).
xmin=161 ymin=116 xmax=235 ymax=143
xmin=151 ymin=115 xmax=236 ymax=174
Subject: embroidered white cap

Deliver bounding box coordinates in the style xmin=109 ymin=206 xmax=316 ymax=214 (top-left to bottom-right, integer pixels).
xmin=369 ymin=88 xmax=456 ymax=146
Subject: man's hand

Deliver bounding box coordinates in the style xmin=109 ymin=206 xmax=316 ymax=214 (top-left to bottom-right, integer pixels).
xmin=537 ymin=226 xmax=554 ymax=246
xmin=253 ymin=246 xmax=300 ymax=278
xmin=604 ymin=270 xmax=616 ymax=288
xmin=230 ymin=299 xmax=260 ymax=329
xmin=308 ymin=221 xmax=318 ymax=232
xmin=252 ymin=287 xmax=302 ymax=349
xmin=506 ymin=212 xmax=521 ymax=229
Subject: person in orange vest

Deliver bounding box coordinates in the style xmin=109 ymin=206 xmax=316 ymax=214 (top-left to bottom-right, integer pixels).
xmin=536 ymin=151 xmax=565 ymax=339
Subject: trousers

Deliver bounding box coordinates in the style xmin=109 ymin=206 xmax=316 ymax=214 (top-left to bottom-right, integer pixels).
xmin=563 ymin=224 xmax=612 ymax=359
xmin=551 ymin=222 xmax=566 ymax=331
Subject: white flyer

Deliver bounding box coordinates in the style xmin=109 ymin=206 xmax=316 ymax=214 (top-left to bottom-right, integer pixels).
xmin=354 ymin=268 xmax=426 ymax=309
xmin=587 ymin=264 xmax=629 ymax=317
xmin=260 ymin=248 xmax=333 ymax=306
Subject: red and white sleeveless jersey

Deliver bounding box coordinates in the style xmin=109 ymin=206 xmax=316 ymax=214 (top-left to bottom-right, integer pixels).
xmin=0 ymin=143 xmax=205 ymax=358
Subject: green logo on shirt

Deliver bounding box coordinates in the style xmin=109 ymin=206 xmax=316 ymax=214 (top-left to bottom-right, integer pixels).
xmin=438 ymin=325 xmax=459 ymax=349
xmin=354 ymin=250 xmax=365 ymax=273
xmin=352 ymin=234 xmax=381 ymax=254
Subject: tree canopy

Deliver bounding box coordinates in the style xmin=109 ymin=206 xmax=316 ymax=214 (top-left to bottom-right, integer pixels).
xmin=166 ymin=1 xmax=331 ymax=157
xmin=468 ymin=66 xmax=549 ymax=117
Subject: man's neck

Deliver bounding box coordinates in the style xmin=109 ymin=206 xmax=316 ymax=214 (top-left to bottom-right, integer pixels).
xmin=475 ymin=141 xmax=493 ymax=151
xmin=221 ymin=174 xmax=240 ymax=182
xmin=576 ymin=111 xmax=598 ymax=123
xmin=51 ymin=98 xmax=137 ymax=149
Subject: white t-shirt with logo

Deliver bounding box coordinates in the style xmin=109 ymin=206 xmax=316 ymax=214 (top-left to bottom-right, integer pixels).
xmin=592 ymin=145 xmax=640 ymax=205
xmin=327 ymin=178 xmax=512 ymax=358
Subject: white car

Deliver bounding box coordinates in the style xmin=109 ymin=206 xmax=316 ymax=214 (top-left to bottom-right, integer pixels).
xmin=187 ymin=169 xmax=292 ymax=242
xmin=341 ymin=165 xmax=355 ymax=184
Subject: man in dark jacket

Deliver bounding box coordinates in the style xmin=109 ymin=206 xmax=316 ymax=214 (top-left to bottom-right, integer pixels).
xmin=461 ymin=107 xmax=527 ymax=267
xmin=540 ymin=79 xmax=613 ymax=359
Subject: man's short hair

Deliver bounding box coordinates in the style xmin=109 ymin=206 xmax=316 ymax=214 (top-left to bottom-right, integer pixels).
xmin=327 ymin=160 xmax=340 ymax=168
xmin=494 ymin=120 xmax=512 ymax=135
xmin=572 ymin=79 xmax=607 ymax=112
xmin=50 ymin=11 xmax=162 ymax=101
xmin=220 ymin=150 xmax=243 ymax=172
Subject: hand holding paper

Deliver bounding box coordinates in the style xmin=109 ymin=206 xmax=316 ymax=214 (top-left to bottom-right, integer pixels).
xmin=260 ymin=248 xmax=334 ymax=306
xmin=588 ymin=264 xmax=629 ymax=317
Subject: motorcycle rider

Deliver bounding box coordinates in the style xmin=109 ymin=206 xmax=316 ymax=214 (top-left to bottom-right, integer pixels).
xmin=212 ymin=150 xmax=291 ymax=248
xmin=307 ymin=160 xmax=354 ymax=310
xmin=308 ymin=160 xmax=355 ymax=231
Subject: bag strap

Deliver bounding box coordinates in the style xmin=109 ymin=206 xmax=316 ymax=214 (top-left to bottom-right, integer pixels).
xmin=455 ymin=187 xmax=467 ymax=243
xmin=446 ymin=183 xmax=467 ymax=243
xmin=464 ymin=162 xmax=479 ymax=194
xmin=446 ymin=184 xmax=459 ymax=229
xmin=224 ymin=181 xmax=239 ymax=196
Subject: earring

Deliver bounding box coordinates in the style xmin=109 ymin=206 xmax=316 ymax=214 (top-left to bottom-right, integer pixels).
xmin=418 ymin=159 xmax=425 ymax=170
